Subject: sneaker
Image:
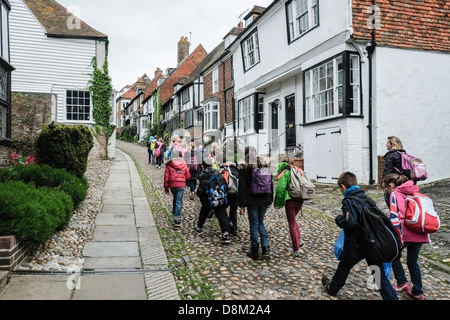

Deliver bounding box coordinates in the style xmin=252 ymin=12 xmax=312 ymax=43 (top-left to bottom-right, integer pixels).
xmin=222 ymin=232 xmax=231 ymax=244
xmin=288 ymin=248 xmax=301 ymax=257
xmin=299 ymin=238 xmax=305 ymax=247
xmin=322 ymin=276 xmax=337 ymax=297
xmin=174 ymin=220 xmax=181 ymax=228
xmin=407 ymin=292 xmax=424 ymax=300
xmin=193 ymin=226 xmax=203 ymax=234
xmin=393 ymin=282 xmax=411 ymax=293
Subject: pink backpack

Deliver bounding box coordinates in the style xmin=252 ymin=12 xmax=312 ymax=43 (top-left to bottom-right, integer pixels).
xmin=155 ymin=143 xmax=163 ymax=158
xmin=397 ymin=151 xmax=427 ymax=181
xmin=405 ymin=192 xmax=440 ymax=234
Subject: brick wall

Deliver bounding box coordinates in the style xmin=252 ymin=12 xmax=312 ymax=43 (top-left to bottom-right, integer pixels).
xmin=0 ymin=236 xmax=33 ymax=272
xmin=222 ymin=57 xmax=234 ymax=125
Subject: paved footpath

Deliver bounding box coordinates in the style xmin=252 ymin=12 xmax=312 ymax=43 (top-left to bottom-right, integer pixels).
xmin=0 ymin=149 xmax=179 ymax=300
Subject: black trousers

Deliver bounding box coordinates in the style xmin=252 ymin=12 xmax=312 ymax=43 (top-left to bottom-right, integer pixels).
xmin=197 ymin=197 xmax=231 ymax=234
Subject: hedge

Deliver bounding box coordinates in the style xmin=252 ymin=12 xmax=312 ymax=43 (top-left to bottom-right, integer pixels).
xmin=35 ymin=123 xmax=94 ymax=179
xmin=0 ymin=164 xmax=88 ymax=210
xmin=0 ymin=181 xmax=73 ymax=245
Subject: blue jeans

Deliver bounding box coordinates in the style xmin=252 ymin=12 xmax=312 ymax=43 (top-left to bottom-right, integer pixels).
xmin=247 ymin=206 xmax=269 ymax=248
xmin=392 ymin=242 xmax=423 ymax=295
xmin=187 ymin=179 xmax=196 ymax=193
xmin=170 ymin=188 xmax=184 ymax=222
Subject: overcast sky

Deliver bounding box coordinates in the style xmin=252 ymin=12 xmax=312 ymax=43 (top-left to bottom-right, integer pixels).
xmin=56 ymin=0 xmax=274 ymax=91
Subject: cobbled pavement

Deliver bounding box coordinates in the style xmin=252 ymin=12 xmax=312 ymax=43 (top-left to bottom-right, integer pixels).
xmin=117 ymin=140 xmax=450 ymax=301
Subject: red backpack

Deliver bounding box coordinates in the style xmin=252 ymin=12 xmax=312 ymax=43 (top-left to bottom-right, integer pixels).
xmin=405 ymin=192 xmax=440 ymax=234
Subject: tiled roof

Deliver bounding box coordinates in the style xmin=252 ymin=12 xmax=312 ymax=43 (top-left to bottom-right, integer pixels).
xmin=23 ymin=0 xmax=107 ymax=39
xmin=159 ymin=44 xmax=208 ymax=106
xmin=352 ymin=0 xmax=450 ymax=52
xmin=142 ymin=70 xmax=166 ymax=101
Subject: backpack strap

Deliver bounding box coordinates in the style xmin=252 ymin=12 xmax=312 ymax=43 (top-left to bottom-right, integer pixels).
xmin=277 ymin=169 xmax=288 ymax=180
xmin=291 ymin=165 xmax=305 ymax=176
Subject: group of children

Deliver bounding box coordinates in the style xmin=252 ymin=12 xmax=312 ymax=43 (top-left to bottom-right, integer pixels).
xmin=147 ymin=135 xmax=166 ymax=168
xmin=161 ymin=135 xmax=431 ymax=300
xmin=162 ymin=140 xmax=306 ymax=260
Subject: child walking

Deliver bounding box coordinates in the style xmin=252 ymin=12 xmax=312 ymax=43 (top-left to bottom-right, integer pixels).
xmin=193 ymin=158 xmax=232 ymax=244
xmin=238 ymin=149 xmax=273 ymax=260
xmin=322 ymin=172 xmax=398 ymax=300
xmin=383 ymin=173 xmax=429 ymax=300
xmin=164 ymin=150 xmax=191 ymax=228
xmin=274 ymin=155 xmax=304 ymax=257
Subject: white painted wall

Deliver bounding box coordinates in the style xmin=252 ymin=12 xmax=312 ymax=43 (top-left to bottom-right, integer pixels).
xmin=375 ymin=47 xmax=450 ymax=183
xmin=9 ymin=0 xmax=100 ymax=125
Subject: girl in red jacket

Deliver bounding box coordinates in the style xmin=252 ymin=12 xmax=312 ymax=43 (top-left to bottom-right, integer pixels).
xmin=164 ymin=151 xmax=191 ymax=228
xmin=383 ymin=174 xmax=429 ymax=300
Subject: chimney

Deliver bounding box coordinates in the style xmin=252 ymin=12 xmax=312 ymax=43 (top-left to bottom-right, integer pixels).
xmin=177 ymin=36 xmax=190 ymax=65
xmin=154 ymin=67 xmax=162 ymax=78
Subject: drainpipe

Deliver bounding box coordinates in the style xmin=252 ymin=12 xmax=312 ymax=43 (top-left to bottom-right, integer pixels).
xmin=366 ymin=0 xmax=377 ymax=185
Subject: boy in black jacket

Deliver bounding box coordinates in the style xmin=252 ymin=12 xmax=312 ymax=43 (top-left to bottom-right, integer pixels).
xmin=193 ymin=158 xmax=232 ymax=244
xmin=322 ymin=172 xmax=398 ymax=300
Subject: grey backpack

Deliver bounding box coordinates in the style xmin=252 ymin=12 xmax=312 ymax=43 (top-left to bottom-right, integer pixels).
xmin=288 ymin=166 xmax=316 ymax=201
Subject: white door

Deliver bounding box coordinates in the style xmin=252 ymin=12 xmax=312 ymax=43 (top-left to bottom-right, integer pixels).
xmin=315 ymin=127 xmax=343 ymax=183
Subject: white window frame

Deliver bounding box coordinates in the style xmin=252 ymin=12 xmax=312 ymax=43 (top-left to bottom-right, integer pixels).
xmin=212 ymin=68 xmax=219 ymax=93
xmin=257 ymin=95 xmax=265 ymax=131
xmin=304 ymin=53 xmax=361 ymax=123
xmin=241 ymin=30 xmax=260 ymax=72
xmin=287 ymin=0 xmax=319 ymax=42
xmin=204 ymin=102 xmax=219 ymax=132
xmin=66 ymin=90 xmax=92 ymax=122
xmin=1 ymin=1 xmax=10 ymax=62
xmin=350 ymin=54 xmax=361 ymax=114
xmin=238 ymin=95 xmax=254 ymax=134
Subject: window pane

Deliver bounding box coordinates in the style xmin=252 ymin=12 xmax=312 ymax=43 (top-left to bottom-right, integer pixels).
xmin=66 ymin=90 xmax=90 ymax=121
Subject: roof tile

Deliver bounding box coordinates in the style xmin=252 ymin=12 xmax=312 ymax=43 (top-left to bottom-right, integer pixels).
xmin=352 ymin=0 xmax=449 ymax=52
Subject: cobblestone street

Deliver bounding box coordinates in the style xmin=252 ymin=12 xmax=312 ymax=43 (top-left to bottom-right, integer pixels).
xmin=117 ymin=140 xmax=450 ymax=300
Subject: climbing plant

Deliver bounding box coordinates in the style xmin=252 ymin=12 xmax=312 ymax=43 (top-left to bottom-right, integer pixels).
xmin=89 ymin=54 xmax=116 ymax=158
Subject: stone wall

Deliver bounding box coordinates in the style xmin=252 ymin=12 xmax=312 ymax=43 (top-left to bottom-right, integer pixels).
xmin=11 ymin=92 xmax=52 ymax=138
xmin=0 ymin=144 xmax=11 ymax=167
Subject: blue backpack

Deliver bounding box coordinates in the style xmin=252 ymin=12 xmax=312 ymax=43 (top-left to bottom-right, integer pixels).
xmin=251 ymin=167 xmax=272 ymax=195
xmin=206 ymin=172 xmax=228 ymax=208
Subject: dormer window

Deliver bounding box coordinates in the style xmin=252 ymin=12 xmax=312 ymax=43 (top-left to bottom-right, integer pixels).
xmin=286 ymin=0 xmax=319 ymax=43
xmin=241 ymin=29 xmax=260 ymax=72
xmin=245 ymin=15 xmax=253 ymax=27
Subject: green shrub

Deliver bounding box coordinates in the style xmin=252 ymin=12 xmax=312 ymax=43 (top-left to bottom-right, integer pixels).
xmin=35 ymin=123 xmax=94 ymax=179
xmin=0 ymin=181 xmax=73 ymax=245
xmin=0 ymin=164 xmax=88 ymax=209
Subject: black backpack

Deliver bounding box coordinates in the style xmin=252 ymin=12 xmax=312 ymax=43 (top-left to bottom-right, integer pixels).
xmin=347 ymin=196 xmax=402 ymax=265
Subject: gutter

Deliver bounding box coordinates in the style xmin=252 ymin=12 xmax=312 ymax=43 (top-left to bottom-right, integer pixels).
xmin=366 ymin=0 xmax=377 ymax=185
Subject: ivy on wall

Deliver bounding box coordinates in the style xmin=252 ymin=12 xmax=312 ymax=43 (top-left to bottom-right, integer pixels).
xmin=89 ymin=55 xmax=115 ymax=158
